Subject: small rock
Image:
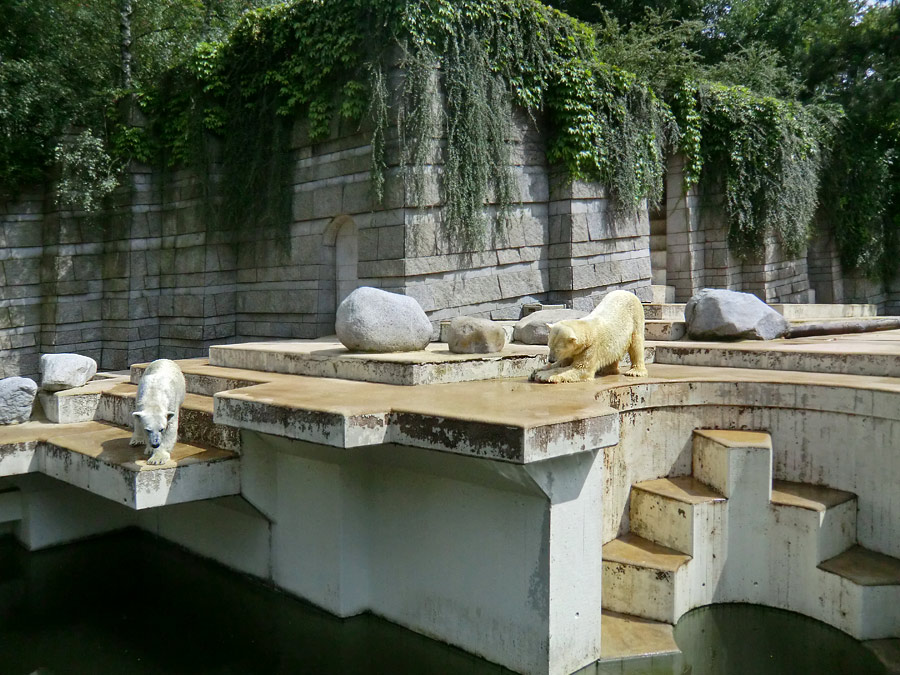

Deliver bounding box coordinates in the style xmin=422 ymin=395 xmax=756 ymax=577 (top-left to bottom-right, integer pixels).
xmin=447 ymin=317 xmax=507 ymax=354
xmin=40 ymin=353 xmax=98 ymax=391
xmin=513 ymin=308 xmax=585 ymax=345
xmin=0 ymin=377 xmax=38 ymax=424
xmin=336 ymin=287 xmax=433 ymax=352
xmin=685 ymin=288 xmax=789 ymax=340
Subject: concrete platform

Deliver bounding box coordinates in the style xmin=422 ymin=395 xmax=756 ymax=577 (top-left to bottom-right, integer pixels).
xmin=652 ymin=328 xmax=900 ymax=377
xmin=0 ymin=418 xmax=239 ymax=510
xmin=209 ymin=339 xmax=549 ymax=385
xmin=597 ymin=610 xmax=680 ymax=661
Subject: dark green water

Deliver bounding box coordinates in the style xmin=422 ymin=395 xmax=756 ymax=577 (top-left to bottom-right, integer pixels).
xmin=0 ymin=532 xmax=888 ymax=675
xmin=0 ymin=531 xmax=511 ymax=675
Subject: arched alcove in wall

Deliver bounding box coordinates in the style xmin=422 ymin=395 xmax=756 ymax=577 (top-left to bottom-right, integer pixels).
xmin=322 ymin=215 xmax=359 ymax=317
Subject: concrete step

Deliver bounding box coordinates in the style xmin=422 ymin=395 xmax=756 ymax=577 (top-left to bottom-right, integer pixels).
xmin=817 ymin=546 xmax=900 ymax=640
xmin=38 ymin=375 xmax=131 ymax=424
xmin=773 ymin=303 xmax=877 ymax=320
xmin=598 ymin=610 xmax=681 ymax=663
xmin=646 ymin=285 xmax=675 ymax=305
xmin=97 ymin=382 xmax=239 ymax=452
xmin=649 ymin=234 xmax=667 ymax=251
xmin=17 ymin=421 xmax=240 ymax=510
xmin=602 ymin=532 xmax=691 ymax=623
xmin=629 ymin=476 xmax=725 ymax=556
xmin=642 ymin=303 xmax=685 ymax=321
xmin=691 ymin=430 xmax=772 ymax=504
xmin=771 ymin=480 xmax=857 ymax=563
xmin=652 ymin=335 xmax=900 ymax=378
xmin=644 ymin=320 xmax=685 ymax=341
xmin=131 ymin=358 xmax=270 ymax=396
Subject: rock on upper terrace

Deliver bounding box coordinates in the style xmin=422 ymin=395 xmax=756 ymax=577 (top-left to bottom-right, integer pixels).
xmin=513 ymin=308 xmax=585 ymax=345
xmin=40 ymin=353 xmax=98 ymax=392
xmin=685 ymin=288 xmax=790 ymax=340
xmin=336 ymin=287 xmax=433 ymax=352
xmin=0 ymin=377 xmax=37 ymax=424
xmin=447 ymin=316 xmax=507 ymax=354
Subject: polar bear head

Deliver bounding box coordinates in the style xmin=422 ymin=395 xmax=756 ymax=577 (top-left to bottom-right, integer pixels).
xmin=547 ymin=321 xmax=586 ymax=363
xmin=133 ymin=408 xmax=176 ymax=449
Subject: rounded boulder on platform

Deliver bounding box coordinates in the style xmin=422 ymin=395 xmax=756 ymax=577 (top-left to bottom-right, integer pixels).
xmin=336 ymin=287 xmax=433 ymax=352
xmin=0 ymin=377 xmax=38 ymax=424
xmin=447 ymin=316 xmax=507 ymax=354
xmin=513 ymin=308 xmax=585 ymax=345
xmin=685 ymin=288 xmax=789 ymax=340
xmin=40 ymin=353 xmax=98 ymax=392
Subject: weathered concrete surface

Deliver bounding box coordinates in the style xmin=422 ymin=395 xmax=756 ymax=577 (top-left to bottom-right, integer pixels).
xmin=0 ymin=419 xmax=239 ymax=509
xmin=652 ymin=328 xmax=900 ymax=377
xmin=210 ymin=339 xmax=549 ymax=385
xmin=38 ymin=375 xmax=129 ymax=423
xmin=213 ymin=373 xmax=620 ymax=463
xmin=335 ymin=287 xmax=432 ymax=352
xmin=39 ymin=353 xmax=97 ymax=392
xmin=598 ymin=610 xmax=680 ymax=661
xmin=0 ymin=377 xmax=37 ymax=424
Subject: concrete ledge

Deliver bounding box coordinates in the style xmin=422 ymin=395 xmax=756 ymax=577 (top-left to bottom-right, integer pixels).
xmin=209 ymin=339 xmax=548 ymax=385
xmin=0 ymin=420 xmax=239 ymax=510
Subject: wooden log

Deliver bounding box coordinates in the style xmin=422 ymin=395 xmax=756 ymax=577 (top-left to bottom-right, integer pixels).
xmin=786 ymin=318 xmax=900 ymax=338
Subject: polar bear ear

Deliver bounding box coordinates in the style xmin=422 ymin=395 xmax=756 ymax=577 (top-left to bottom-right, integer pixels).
xmin=166 ymin=411 xmax=176 ymax=421
xmin=132 ymin=411 xmax=143 ymax=419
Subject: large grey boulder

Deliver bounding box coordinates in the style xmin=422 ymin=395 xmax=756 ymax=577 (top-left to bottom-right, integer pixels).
xmin=685 ymin=288 xmax=790 ymax=340
xmin=0 ymin=377 xmax=38 ymax=424
xmin=40 ymin=353 xmax=98 ymax=392
xmin=513 ymin=309 xmax=585 ymax=345
xmin=447 ymin=316 xmax=507 ymax=354
xmin=336 ymin=287 xmax=433 ymax=352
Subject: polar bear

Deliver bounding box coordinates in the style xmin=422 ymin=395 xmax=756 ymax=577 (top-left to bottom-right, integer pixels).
xmin=129 ymin=358 xmax=186 ymax=465
xmin=531 ymin=290 xmax=647 ymax=383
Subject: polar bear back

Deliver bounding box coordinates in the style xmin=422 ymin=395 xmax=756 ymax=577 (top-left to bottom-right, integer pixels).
xmin=587 ymin=290 xmax=644 ymax=332
xmin=136 ymin=359 xmax=186 ymax=412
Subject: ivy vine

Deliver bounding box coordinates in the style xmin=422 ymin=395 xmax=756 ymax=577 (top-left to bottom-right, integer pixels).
xmin=674 ymin=80 xmax=837 ymax=260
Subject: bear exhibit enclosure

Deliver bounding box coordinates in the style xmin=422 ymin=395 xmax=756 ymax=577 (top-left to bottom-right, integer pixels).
xmin=2 ymin=1 xmax=900 ymax=674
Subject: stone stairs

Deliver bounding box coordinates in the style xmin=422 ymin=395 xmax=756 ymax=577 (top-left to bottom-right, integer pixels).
xmin=601 ymin=429 xmax=900 ymax=645
xmin=5 ymin=360 xmax=244 ymax=511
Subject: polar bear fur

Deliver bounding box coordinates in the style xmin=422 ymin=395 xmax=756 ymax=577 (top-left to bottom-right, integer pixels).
xmin=130 ymin=358 xmax=186 ymax=465
xmin=531 ymin=290 xmax=647 ymax=383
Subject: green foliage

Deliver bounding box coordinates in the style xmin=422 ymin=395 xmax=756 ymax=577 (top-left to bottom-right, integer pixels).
xmin=677 ymin=81 xmax=836 ymax=259
xmin=53 ymin=130 xmax=121 ymax=212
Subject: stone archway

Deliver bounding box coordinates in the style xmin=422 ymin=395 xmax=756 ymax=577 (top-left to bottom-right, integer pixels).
xmin=323 ymin=215 xmax=359 ymax=315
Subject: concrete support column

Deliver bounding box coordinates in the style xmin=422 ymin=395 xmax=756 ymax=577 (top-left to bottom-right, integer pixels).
xmin=239 ymin=431 xmax=605 ymax=675
xmin=664 ymin=154 xmax=704 ymax=302
xmin=548 ymin=172 xmax=651 ymax=310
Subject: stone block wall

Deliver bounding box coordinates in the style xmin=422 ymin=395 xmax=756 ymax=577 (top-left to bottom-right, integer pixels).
xmin=400 ymin=110 xmax=652 ymax=320
xmin=664 ymin=154 xmax=812 ymax=303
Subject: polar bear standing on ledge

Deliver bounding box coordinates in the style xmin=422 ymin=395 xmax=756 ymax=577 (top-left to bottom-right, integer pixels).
xmin=531 ymin=290 xmax=647 ymax=383
xmin=130 ymin=358 xmax=186 ymax=465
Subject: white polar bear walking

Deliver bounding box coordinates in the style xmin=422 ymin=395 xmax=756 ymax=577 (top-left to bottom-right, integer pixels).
xmin=130 ymin=358 xmax=186 ymax=465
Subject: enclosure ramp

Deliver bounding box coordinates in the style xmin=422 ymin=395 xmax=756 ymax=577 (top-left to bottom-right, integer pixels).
xmin=601 ymin=428 xmax=900 ymax=645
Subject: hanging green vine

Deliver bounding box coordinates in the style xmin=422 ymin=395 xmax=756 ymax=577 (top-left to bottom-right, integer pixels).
xmin=674 ymin=80 xmax=837 ymax=259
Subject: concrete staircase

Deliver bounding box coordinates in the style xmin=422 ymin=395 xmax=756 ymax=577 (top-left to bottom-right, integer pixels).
xmin=3 ymin=364 xmax=242 ymax=511
xmin=601 ymin=429 xmax=900 ymax=645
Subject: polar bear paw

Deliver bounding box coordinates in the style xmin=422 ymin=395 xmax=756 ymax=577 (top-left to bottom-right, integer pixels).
xmin=624 ymin=366 xmax=648 ymax=378
xmin=146 ymin=450 xmax=172 ymax=465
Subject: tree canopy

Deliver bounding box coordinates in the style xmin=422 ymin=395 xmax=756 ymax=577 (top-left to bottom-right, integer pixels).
xmin=0 ymin=0 xmax=897 ymax=275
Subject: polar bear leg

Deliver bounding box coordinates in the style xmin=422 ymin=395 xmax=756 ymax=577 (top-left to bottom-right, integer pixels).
xmin=534 ymin=366 xmax=593 ymax=383
xmin=625 ymin=329 xmax=648 ymax=378
xmin=129 ymin=420 xmax=146 ymax=447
